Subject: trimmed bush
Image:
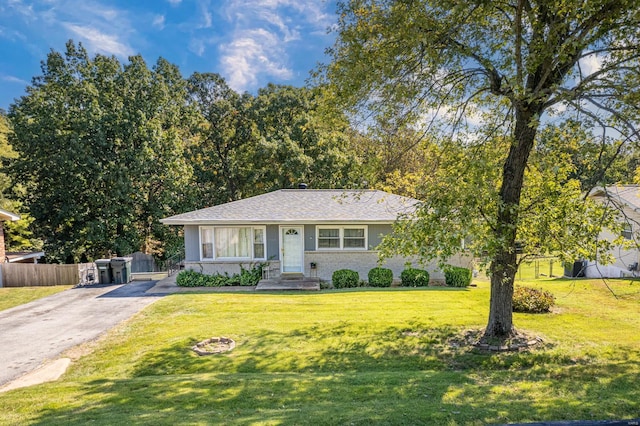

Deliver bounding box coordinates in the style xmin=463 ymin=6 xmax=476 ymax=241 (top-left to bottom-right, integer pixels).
xmin=513 ymin=286 xmax=555 ymax=313
xmin=332 ymin=269 xmax=360 ymax=289
xmin=444 ymin=265 xmax=472 ymax=287
xmin=400 ymin=268 xmax=430 ymax=287
xmin=368 ymin=267 xmax=393 ymax=287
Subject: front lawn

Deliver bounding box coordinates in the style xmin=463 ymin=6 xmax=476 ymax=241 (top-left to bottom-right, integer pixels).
xmin=0 ymin=285 xmax=71 ymax=312
xmin=1 ymin=278 xmax=639 ymax=425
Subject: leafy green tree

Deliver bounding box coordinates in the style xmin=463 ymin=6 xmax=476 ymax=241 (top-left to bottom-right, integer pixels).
xmin=186 ymin=72 xmax=258 ymax=205
xmin=8 ymin=41 xmax=191 ymax=262
xmin=0 ymin=110 xmax=40 ymax=251
xmin=322 ymin=0 xmax=640 ymax=338
xmin=186 ymin=78 xmax=362 ymax=208
xmin=250 ymin=84 xmax=361 ymax=192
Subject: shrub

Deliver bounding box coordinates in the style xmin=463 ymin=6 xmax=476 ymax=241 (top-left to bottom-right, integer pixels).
xmin=368 ymin=267 xmax=393 ymax=287
xmin=444 ymin=265 xmax=472 ymax=287
xmin=332 ymin=269 xmax=360 ymax=289
xmin=239 ymin=264 xmax=264 ymax=286
xmin=400 ymin=268 xmax=430 ymax=287
xmin=176 ymin=270 xmax=226 ymax=287
xmin=513 ymin=286 xmax=555 ymax=313
xmin=176 ymin=263 xmax=265 ymax=287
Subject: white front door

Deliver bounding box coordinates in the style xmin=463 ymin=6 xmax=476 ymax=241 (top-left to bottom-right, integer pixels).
xmin=281 ymin=226 xmax=303 ymax=273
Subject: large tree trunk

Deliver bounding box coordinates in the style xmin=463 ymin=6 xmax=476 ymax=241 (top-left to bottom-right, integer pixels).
xmin=483 ymin=106 xmax=538 ymax=339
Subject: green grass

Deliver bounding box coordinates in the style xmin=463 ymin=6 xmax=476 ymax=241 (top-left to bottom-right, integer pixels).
xmin=0 ymin=285 xmax=71 ymax=312
xmin=1 ymin=278 xmax=639 ymax=425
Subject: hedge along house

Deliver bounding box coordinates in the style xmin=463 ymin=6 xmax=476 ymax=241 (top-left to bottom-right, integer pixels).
xmin=161 ymin=188 xmax=472 ymax=284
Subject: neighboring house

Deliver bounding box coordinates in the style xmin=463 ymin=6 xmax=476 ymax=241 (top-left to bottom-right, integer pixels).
xmin=0 ymin=208 xmax=21 ymax=287
xmin=161 ymin=188 xmax=472 ymax=283
xmin=0 ymin=207 xmax=20 ymax=264
xmin=5 ymin=251 xmax=45 ymax=264
xmin=586 ymin=185 xmax=640 ymax=278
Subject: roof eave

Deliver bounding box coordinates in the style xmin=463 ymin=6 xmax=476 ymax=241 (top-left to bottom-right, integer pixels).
xmin=0 ymin=208 xmax=21 ymax=221
xmin=161 ymin=219 xmax=402 ymax=226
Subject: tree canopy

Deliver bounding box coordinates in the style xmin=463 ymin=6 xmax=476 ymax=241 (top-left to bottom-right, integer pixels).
xmin=6 ymin=41 xmax=363 ymax=263
xmin=322 ymin=0 xmax=640 ymax=338
xmin=9 ymin=42 xmax=191 ymax=262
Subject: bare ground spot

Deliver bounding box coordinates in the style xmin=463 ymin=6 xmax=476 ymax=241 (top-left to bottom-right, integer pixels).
xmin=449 ymin=328 xmax=545 ymax=352
xmin=192 ymin=337 xmax=236 ymax=356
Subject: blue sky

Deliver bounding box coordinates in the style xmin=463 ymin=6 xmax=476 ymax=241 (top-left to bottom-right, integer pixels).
xmin=0 ymin=0 xmax=338 ymax=111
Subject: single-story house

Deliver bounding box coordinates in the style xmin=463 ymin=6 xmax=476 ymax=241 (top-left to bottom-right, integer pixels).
xmin=585 ymin=185 xmax=640 ymax=278
xmin=161 ymin=188 xmax=472 ymax=283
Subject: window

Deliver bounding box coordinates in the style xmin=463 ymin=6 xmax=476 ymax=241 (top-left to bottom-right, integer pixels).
xmin=316 ymin=226 xmax=367 ymax=250
xmin=200 ymin=226 xmax=266 ymax=260
xmin=215 ymin=227 xmax=251 ymax=258
xmin=622 ymin=223 xmax=633 ymax=240
xmin=201 ymin=228 xmax=214 ymax=259
xmin=254 ymin=228 xmax=265 ymax=259
xmin=318 ymin=228 xmax=340 ymax=248
xmin=343 ymin=228 xmax=365 ymax=248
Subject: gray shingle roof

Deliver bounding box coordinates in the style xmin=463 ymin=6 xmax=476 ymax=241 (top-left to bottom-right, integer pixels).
xmin=589 ymin=185 xmax=640 ymax=211
xmin=161 ymin=189 xmax=419 ymax=225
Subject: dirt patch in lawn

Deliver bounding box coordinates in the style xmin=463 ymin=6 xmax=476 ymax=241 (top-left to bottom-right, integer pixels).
xmin=192 ymin=337 xmax=236 ymax=355
xmin=449 ymin=329 xmax=545 ymax=352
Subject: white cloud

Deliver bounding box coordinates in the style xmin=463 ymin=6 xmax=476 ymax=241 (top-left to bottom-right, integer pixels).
xmin=221 ymin=28 xmax=293 ymax=91
xmin=216 ymin=0 xmax=333 ymax=91
xmin=257 ymin=10 xmax=299 ymax=42
xmin=1 ymin=74 xmax=29 ymax=85
xmin=4 ymin=0 xmax=36 ymax=20
xmin=21 ymin=1 xmax=138 ymax=59
xmin=63 ymin=24 xmax=134 ymax=57
xmin=189 ymin=38 xmax=206 ymax=56
xmin=167 ymin=0 xmax=182 ymax=5
xmin=153 ymin=14 xmax=165 ymax=29
xmin=579 ymin=53 xmax=603 ymax=77
xmin=198 ymin=0 xmax=213 ymax=28
xmin=224 ymin=0 xmax=332 ymax=27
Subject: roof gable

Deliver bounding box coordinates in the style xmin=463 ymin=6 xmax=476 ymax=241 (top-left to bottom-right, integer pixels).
xmin=161 ymin=189 xmax=419 ymax=225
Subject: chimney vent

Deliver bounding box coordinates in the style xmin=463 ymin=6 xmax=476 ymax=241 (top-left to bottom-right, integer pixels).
xmin=298 ymin=183 xmax=308 ymax=189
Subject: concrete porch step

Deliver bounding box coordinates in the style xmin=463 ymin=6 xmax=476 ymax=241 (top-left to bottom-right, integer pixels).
xmin=256 ymin=277 xmax=320 ymax=291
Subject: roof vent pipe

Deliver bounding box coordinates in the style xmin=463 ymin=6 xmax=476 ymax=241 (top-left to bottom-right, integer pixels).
xmin=298 ymin=183 xmax=308 ymax=189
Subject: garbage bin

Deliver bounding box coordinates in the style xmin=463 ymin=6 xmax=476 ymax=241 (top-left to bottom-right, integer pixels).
xmin=95 ymin=259 xmax=113 ymax=284
xmin=111 ymin=257 xmax=133 ymax=284
xmin=564 ymin=260 xmax=586 ymax=278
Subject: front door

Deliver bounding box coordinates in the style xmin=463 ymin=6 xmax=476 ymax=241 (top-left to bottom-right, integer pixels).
xmin=281 ymin=226 xmax=303 ymax=273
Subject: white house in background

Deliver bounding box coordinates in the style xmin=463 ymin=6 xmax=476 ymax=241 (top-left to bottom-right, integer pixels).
xmin=161 ymin=188 xmax=472 ymax=283
xmin=0 ymin=208 xmax=20 ymax=263
xmin=0 ymin=207 xmax=44 ymax=266
xmin=0 ymin=208 xmax=21 ymax=287
xmin=586 ymin=185 xmax=640 ymax=278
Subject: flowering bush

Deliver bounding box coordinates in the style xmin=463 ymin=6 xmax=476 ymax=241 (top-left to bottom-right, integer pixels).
xmin=513 ymin=286 xmax=555 ymax=313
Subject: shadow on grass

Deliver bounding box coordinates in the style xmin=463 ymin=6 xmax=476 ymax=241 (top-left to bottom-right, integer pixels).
xmin=19 ymin=322 xmax=640 ymax=425
xmin=173 ymin=286 xmax=474 ymax=296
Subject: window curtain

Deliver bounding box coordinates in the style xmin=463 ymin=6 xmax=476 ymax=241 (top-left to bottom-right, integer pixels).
xmin=215 ymin=227 xmax=251 ymax=258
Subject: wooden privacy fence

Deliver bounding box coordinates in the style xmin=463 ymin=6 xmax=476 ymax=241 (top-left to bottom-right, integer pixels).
xmin=0 ymin=263 xmax=87 ymax=287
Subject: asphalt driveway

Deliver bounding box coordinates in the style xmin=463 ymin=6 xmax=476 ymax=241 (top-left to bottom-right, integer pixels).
xmin=0 ymin=281 xmax=166 ymax=387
